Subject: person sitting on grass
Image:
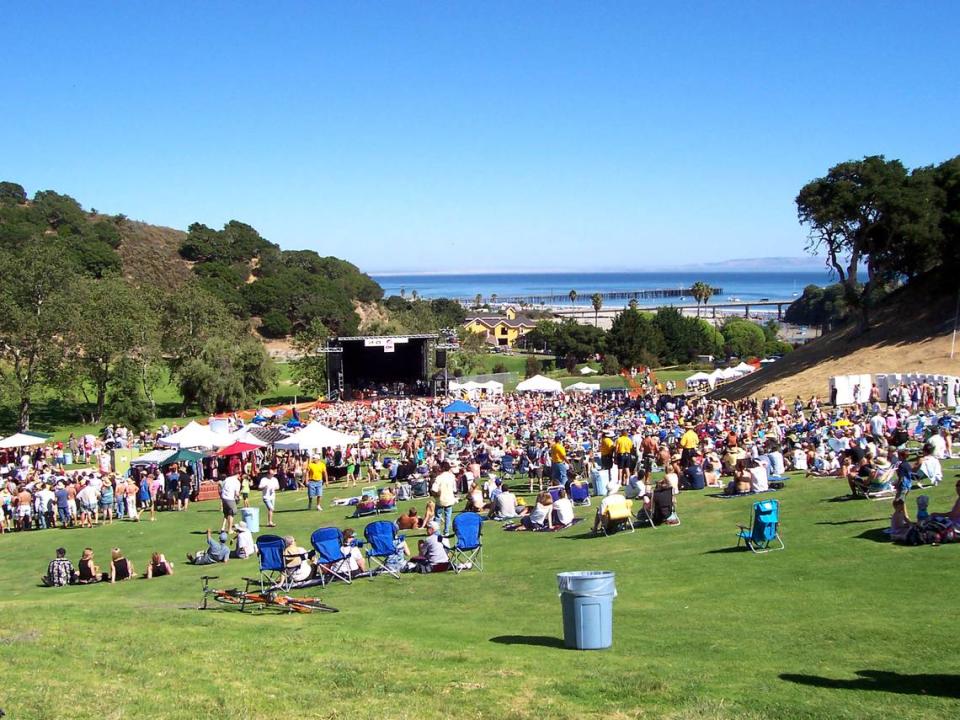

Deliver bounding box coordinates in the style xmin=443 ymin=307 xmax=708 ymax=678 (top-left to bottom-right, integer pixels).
xmin=931 ymin=478 xmax=960 ymax=527
xmin=397 ymin=507 xmax=421 ymax=531
xmin=552 ymin=487 xmax=575 ymax=527
xmin=916 ymin=443 xmax=943 ymax=486
xmin=490 ymin=483 xmax=520 ymax=519
xmin=409 ymin=521 xmax=450 ymax=573
xmin=110 ymin=547 xmax=136 ymax=583
xmin=377 ymin=486 xmax=397 ymax=511
xmin=889 ymin=498 xmax=913 ymax=542
xmin=725 ymin=459 xmax=753 ymax=495
xmin=463 ymin=481 xmax=485 ymax=513
xmin=41 ymin=547 xmax=75 ymax=587
xmin=232 ymin=521 xmax=256 ymax=559
xmin=77 ymin=547 xmax=101 ymax=583
xmin=519 ymin=491 xmax=554 ymax=531
xmin=146 ymin=552 xmax=174 ymax=579
xmin=187 ymin=529 xmax=230 ymax=566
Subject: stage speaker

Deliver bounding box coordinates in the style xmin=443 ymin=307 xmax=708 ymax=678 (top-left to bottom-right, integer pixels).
xmin=436 ymin=350 xmax=447 ymax=369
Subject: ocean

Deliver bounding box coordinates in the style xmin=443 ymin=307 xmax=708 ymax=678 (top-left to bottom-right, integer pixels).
xmin=372 ymin=271 xmax=829 ymax=308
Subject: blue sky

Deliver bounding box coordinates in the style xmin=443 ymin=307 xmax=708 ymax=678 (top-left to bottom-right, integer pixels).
xmin=5 ymin=2 xmax=958 ymax=272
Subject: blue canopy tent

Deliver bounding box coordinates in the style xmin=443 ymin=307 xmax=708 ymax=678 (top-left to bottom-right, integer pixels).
xmin=443 ymin=400 xmax=479 ymax=415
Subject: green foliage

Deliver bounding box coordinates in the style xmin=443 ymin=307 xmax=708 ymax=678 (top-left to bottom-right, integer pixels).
xmin=607 ymin=309 xmax=664 ymax=366
xmin=0 ymin=181 xmax=27 ymax=204
xmin=102 ymin=358 xmax=154 ymax=431
xmin=601 ymin=353 xmax=620 ymax=375
xmin=260 ymin=310 xmax=293 ymax=338
xmin=721 ymin=317 xmax=766 ymax=359
xmin=177 ymin=336 xmax=277 ymax=414
xmin=491 ymin=362 xmax=509 ymax=374
xmin=290 ymin=319 xmax=331 ymax=397
xmin=524 ymin=355 xmax=542 ymax=378
xmin=783 ymin=283 xmax=853 ymax=326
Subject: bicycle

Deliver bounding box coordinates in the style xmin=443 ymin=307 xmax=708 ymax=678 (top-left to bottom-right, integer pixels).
xmin=198 ymin=576 xmax=338 ymax=613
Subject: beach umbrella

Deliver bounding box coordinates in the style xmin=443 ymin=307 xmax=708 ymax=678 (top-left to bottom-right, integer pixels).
xmin=0 ymin=431 xmax=50 ymax=449
xmin=833 ymin=419 xmax=853 ymax=428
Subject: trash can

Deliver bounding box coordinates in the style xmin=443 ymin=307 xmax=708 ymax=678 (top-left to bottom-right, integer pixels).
xmin=590 ymin=469 xmax=606 ymax=497
xmin=241 ymin=507 xmax=260 ymax=533
xmin=557 ymin=571 xmax=616 ymax=650
xmin=63 ymin=452 xmax=73 ymax=466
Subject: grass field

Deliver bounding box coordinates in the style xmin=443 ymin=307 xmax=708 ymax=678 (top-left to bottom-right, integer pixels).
xmin=2 ymin=462 xmax=958 ymax=719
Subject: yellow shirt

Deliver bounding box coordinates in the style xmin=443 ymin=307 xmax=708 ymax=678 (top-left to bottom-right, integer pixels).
xmin=549 ymin=442 xmax=567 ymax=464
xmin=599 ymin=437 xmax=615 ymax=457
xmin=614 ymin=436 xmax=633 ymax=454
xmin=306 ymin=460 xmax=326 ymax=482
xmin=680 ymin=429 xmax=699 ymax=449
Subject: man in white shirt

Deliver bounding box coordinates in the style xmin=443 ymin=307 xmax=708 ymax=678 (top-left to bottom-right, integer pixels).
xmin=233 ymin=521 xmax=256 ymax=559
xmin=492 ymin=484 xmax=518 ymax=519
xmin=220 ymin=474 xmax=241 ymax=533
xmin=928 ymin=429 xmax=947 ymax=460
xmin=258 ymin=469 xmax=279 ymax=527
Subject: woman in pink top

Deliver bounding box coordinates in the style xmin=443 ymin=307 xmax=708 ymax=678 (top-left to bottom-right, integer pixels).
xmin=149 ymin=474 xmax=163 ymax=521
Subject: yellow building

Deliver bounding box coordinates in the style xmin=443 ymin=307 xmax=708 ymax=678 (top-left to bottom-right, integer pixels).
xmin=463 ymin=312 xmax=536 ymax=348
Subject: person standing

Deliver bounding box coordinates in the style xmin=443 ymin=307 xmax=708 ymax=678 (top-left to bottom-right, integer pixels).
xmin=305 ymin=454 xmax=328 ymax=511
xmin=549 ymin=434 xmax=568 ymax=486
xmin=220 ymin=473 xmax=241 ymax=533
xmin=258 ymin=467 xmax=279 ymax=527
xmin=431 ymin=460 xmax=457 ymax=535
xmin=614 ymin=428 xmax=634 ymax=485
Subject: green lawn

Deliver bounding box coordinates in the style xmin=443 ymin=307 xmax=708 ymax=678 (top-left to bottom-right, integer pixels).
xmin=2 ymin=463 xmax=958 ymax=718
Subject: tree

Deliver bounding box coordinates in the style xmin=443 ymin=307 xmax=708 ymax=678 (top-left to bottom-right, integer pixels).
xmin=607 ymin=308 xmax=665 ymax=367
xmin=474 ymin=293 xmax=482 ymax=309
xmin=690 ymin=281 xmax=712 ymax=317
xmin=0 ymin=181 xmax=27 ymax=204
xmin=178 ymin=336 xmax=277 ymax=414
xmin=591 ymin=293 xmax=603 ymax=327
xmin=525 ymin=355 xmax=542 ymax=378
xmin=628 ymin=298 xmax=638 ymax=310
xmin=721 ymin=318 xmax=765 ymax=359
xmin=290 ymin=319 xmax=330 ymax=397
xmin=68 ymin=278 xmax=158 ymax=423
xmin=796 ymin=155 xmax=942 ymax=330
xmin=0 ymin=242 xmax=77 ymax=429
xmin=601 ymin=354 xmax=620 ymax=375
xmin=490 ymin=293 xmax=497 ymax=306
xmin=569 ymin=289 xmax=577 ymax=306
xmin=260 ymin=310 xmax=293 ymax=338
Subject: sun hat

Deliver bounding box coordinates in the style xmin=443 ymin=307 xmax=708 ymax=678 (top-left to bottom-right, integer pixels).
xmin=235 ymin=521 xmax=248 ymax=532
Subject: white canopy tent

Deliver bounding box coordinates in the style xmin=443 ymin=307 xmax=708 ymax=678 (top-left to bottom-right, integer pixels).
xmin=228 ymin=426 xmax=269 ymax=448
xmin=707 ymin=369 xmax=726 ymax=385
xmin=734 ymin=362 xmax=756 ymax=374
xmin=515 ymin=374 xmax=563 ymax=393
xmin=449 ymin=379 xmax=504 ymax=398
xmin=564 ymin=381 xmax=601 ymax=393
xmin=685 ymin=371 xmax=715 ymax=389
xmin=0 ymin=432 xmax=49 ymax=449
xmin=273 ymin=422 xmax=360 ymax=451
xmin=156 ymin=420 xmax=232 ymax=449
xmin=131 ymin=449 xmax=177 ymax=466
xmin=579 ymin=366 xmax=598 ymax=375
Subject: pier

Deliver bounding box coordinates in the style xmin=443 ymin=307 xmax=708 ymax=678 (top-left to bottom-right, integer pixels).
xmin=464 ymin=287 xmax=723 ymax=306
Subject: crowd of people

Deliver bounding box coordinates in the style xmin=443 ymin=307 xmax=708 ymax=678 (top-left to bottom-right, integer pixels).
xmin=25 ymin=378 xmax=960 ymax=586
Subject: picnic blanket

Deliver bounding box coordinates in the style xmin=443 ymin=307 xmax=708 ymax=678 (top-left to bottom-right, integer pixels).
xmin=502 ymin=518 xmax=584 ymax=532
xmin=707 ymin=488 xmax=781 ymax=500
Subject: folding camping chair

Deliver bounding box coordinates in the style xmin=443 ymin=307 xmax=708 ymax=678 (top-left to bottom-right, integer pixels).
xmin=736 ymin=499 xmax=785 ymax=553
xmin=599 ymin=495 xmax=635 ymax=535
xmin=410 ymin=477 xmax=429 ymax=497
xmin=652 ymin=485 xmax=679 ymax=526
xmin=500 ymin=454 xmax=516 ymax=479
xmin=451 ymin=511 xmax=484 ymax=573
xmin=364 ymin=520 xmax=405 ymax=579
xmin=246 ymin=534 xmax=290 ymax=594
xmin=310 ymin=527 xmax=354 ymax=585
xmin=569 ymin=480 xmax=591 ymax=506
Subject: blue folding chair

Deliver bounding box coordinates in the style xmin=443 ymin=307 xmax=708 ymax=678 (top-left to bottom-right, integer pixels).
xmin=451 ymin=512 xmax=483 ymax=573
xmin=569 ymin=480 xmax=591 ymax=506
xmin=500 ymin=455 xmax=515 ymax=477
xmin=364 ymin=521 xmax=405 ymax=579
xmin=736 ymin=499 xmax=785 ymax=553
xmin=310 ymin=528 xmax=354 ymax=585
xmin=246 ymin=534 xmax=289 ymax=595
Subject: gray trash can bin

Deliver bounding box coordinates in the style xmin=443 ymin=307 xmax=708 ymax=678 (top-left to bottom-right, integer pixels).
xmin=241 ymin=507 xmax=260 ymax=533
xmin=557 ymin=571 xmax=616 ymax=650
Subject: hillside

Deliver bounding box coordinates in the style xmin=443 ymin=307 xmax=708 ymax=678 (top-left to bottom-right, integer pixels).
xmin=713 ymin=276 xmax=960 ymax=400
xmin=113 ymin=218 xmax=190 ymax=287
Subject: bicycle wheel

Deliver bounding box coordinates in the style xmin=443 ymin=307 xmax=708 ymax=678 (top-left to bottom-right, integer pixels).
xmin=213 ymin=592 xmax=243 ymax=606
xmin=290 ymin=599 xmax=339 ymax=613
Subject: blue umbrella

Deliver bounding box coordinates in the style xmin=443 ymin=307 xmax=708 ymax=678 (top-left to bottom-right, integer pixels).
xmin=443 ymin=400 xmax=479 ymax=414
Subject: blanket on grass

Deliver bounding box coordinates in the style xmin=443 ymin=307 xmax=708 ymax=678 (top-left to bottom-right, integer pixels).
xmin=502 ymin=518 xmax=584 ymax=532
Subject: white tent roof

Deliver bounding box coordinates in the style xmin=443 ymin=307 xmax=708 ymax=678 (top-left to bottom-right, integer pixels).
xmin=564 ymin=382 xmax=601 ymax=393
xmin=480 ymin=380 xmax=503 ymax=393
xmin=515 ymin=374 xmax=563 ymax=393
xmin=719 ymin=367 xmax=744 ymax=380
xmin=686 ymin=371 xmax=713 ymax=383
xmin=156 ymin=421 xmax=232 ymax=449
xmin=273 ymin=422 xmax=360 ymax=451
xmin=228 ymin=427 xmax=269 ymax=448
xmin=734 ymin=362 xmax=756 ymax=373
xmin=708 ymin=369 xmax=726 ymax=381
xmin=131 ymin=449 xmax=177 ymax=466
xmin=579 ymin=366 xmax=598 ymax=375
xmin=0 ymin=432 xmax=49 ymax=449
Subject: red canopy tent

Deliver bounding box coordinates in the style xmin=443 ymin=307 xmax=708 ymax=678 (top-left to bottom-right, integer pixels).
xmin=216 ymin=441 xmax=261 ymax=457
